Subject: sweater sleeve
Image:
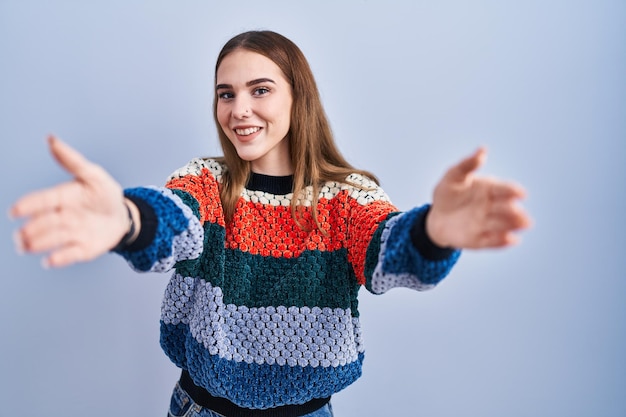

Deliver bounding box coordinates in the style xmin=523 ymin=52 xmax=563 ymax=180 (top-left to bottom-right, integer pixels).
xmin=113 ymin=186 xmax=204 ymax=272
xmin=112 ymin=158 xmax=225 ymax=272
xmin=362 ymin=204 xmax=461 ymax=294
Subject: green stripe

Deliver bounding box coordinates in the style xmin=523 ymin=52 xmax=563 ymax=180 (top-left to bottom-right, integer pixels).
xmin=170 ymin=189 xmax=200 ymax=219
xmin=175 ymin=221 xmax=226 ymax=283
xmin=173 ymin=215 xmax=361 ymax=315
xmin=178 ymin=236 xmax=360 ymax=316
xmin=220 ymin=248 xmax=360 ymax=313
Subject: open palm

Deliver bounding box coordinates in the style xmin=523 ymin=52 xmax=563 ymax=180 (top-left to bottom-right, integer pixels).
xmin=11 ymin=136 xmax=130 ymax=267
xmin=426 ymin=148 xmax=531 ymax=249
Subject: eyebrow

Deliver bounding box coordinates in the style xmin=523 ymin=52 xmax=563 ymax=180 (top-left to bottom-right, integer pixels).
xmin=216 ymin=78 xmax=276 ymax=90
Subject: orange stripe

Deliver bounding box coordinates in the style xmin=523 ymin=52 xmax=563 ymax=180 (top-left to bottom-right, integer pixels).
xmin=225 ymin=190 xmax=397 ymax=284
xmin=225 ymin=200 xmax=342 ymax=257
xmin=346 ymin=199 xmax=397 ymax=284
xmin=166 ymin=168 xmax=226 ymax=227
xmin=166 ymin=173 xmax=397 ymax=284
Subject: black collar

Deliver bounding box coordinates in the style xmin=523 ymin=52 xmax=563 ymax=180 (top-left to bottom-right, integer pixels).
xmin=247 ymin=172 xmax=294 ymax=195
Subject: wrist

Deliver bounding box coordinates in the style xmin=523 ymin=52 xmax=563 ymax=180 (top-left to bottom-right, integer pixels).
xmin=425 ymin=208 xmax=451 ymax=249
xmin=112 ymin=199 xmax=138 ymax=251
xmin=411 ymin=205 xmax=457 ymax=260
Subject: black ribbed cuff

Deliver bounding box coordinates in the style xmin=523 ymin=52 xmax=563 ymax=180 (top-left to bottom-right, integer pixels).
xmin=117 ymin=194 xmax=157 ymax=252
xmin=410 ymin=206 xmax=457 ymax=261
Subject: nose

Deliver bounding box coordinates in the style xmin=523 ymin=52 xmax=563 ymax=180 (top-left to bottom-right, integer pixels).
xmin=232 ymin=97 xmax=251 ymax=119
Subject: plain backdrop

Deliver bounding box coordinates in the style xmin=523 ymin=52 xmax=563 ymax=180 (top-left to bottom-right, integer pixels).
xmin=1 ymin=1 xmax=624 ymax=416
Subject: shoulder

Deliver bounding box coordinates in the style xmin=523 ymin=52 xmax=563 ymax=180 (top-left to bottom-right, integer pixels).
xmin=167 ymin=158 xmax=225 ymax=182
xmin=344 ymin=172 xmax=379 ymax=190
xmin=320 ymin=173 xmax=391 ymax=206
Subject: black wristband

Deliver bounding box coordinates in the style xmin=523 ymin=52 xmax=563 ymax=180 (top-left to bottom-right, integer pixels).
xmin=111 ymin=201 xmax=135 ymax=252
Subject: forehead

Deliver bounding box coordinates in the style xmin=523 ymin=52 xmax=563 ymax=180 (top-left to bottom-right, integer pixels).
xmin=216 ymin=49 xmax=286 ymax=84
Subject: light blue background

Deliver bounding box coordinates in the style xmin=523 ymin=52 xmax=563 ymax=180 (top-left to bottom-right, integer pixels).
xmin=1 ymin=1 xmax=624 ymax=416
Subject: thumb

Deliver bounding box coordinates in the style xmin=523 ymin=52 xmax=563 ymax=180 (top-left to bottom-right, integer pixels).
xmin=48 ymin=135 xmax=94 ymax=181
xmin=445 ymin=147 xmax=487 ymax=183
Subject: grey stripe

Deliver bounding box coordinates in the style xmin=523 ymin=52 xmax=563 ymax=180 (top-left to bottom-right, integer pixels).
xmin=162 ymin=276 xmax=364 ymax=368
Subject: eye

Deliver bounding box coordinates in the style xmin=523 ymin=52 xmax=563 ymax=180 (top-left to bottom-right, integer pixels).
xmin=253 ymin=87 xmax=270 ymax=96
xmin=218 ymin=91 xmax=234 ymax=100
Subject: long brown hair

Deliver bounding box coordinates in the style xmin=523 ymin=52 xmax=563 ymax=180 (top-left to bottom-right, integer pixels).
xmin=213 ymin=30 xmax=378 ymax=231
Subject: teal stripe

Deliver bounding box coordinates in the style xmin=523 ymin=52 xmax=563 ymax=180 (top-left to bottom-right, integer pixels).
xmin=177 ymin=236 xmax=361 ymax=315
xmin=220 ymin=248 xmax=360 ymax=312
xmin=170 ymin=188 xmax=200 ymax=220
xmin=175 ymin=221 xmax=225 ymax=282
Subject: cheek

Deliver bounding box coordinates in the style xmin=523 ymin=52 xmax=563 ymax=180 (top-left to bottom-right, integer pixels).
xmin=276 ymin=101 xmax=292 ymax=133
xmin=280 ymin=115 xmax=291 ymax=134
xmin=216 ymin=105 xmax=230 ymax=130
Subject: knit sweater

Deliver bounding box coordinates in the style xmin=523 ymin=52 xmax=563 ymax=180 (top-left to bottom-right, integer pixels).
xmin=117 ymin=158 xmax=461 ymax=410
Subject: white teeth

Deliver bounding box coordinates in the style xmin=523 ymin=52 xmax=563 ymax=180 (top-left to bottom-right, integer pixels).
xmin=235 ymin=127 xmax=260 ymax=136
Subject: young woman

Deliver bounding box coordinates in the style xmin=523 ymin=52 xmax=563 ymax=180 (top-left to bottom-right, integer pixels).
xmin=10 ymin=31 xmax=530 ymax=417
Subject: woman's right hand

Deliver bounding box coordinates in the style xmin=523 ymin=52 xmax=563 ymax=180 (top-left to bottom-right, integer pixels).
xmin=10 ymin=135 xmax=134 ymax=268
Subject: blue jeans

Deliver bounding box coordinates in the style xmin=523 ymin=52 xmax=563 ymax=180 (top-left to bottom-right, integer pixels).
xmin=167 ymin=382 xmax=334 ymax=417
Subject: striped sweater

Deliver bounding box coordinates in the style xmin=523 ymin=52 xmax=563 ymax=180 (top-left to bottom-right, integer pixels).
xmin=117 ymin=158 xmax=461 ymax=410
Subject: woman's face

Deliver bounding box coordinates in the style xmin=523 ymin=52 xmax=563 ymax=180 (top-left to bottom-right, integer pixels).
xmin=216 ymin=49 xmax=293 ymax=176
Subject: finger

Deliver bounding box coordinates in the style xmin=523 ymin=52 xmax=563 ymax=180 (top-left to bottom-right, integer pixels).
xmin=476 ymin=231 xmax=521 ymax=248
xmin=44 ymin=243 xmax=94 ymax=268
xmin=487 ymin=200 xmax=533 ymax=230
xmin=10 ymin=181 xmax=81 ymax=219
xmin=480 ymin=211 xmax=530 ymax=235
xmin=488 ymin=180 xmax=527 ymax=200
xmin=483 ymin=213 xmax=530 ymax=235
xmin=48 ymin=135 xmax=97 ymax=182
xmin=15 ymin=206 xmax=79 ymax=253
xmin=446 ymin=147 xmax=487 ymax=183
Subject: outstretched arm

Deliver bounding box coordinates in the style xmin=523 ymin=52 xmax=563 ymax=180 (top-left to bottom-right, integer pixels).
xmin=10 ymin=136 xmax=139 ymax=268
xmin=426 ymin=148 xmax=531 ymax=249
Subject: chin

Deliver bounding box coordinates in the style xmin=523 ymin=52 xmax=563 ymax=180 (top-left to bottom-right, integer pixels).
xmin=234 ymin=151 xmax=260 ymax=163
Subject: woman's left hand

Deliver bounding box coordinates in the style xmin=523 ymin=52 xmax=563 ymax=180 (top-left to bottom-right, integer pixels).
xmin=426 ymin=148 xmax=532 ymax=249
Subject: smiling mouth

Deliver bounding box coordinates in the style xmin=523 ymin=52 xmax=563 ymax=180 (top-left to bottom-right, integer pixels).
xmin=235 ymin=127 xmax=261 ymax=136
